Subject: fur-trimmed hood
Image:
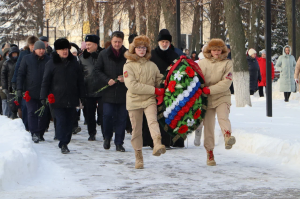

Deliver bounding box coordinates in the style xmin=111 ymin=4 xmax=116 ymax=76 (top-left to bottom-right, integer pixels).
xmin=124 ymin=35 xmax=151 ymax=62
xmin=52 ymin=51 xmax=75 ymax=64
xmin=203 ymin=38 xmax=228 ymax=61
xmin=82 ymin=46 xmax=103 ymax=59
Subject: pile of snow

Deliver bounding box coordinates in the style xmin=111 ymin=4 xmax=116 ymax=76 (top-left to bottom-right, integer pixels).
xmin=0 ymin=116 xmax=38 ymax=190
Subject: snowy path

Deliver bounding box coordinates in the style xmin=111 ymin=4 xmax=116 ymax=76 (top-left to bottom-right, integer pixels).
xmin=2 ymin=95 xmax=300 ymax=198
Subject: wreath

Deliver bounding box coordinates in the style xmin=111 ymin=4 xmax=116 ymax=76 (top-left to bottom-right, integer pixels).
xmin=157 ymin=56 xmax=208 ymax=143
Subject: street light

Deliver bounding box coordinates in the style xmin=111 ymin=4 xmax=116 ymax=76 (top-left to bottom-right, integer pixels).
xmin=176 ymin=0 xmax=181 ymax=49
xmin=265 ymin=0 xmax=272 ymax=117
xmin=292 ymin=0 xmax=296 ymax=57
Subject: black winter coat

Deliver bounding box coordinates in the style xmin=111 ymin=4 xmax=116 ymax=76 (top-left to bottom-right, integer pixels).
xmin=17 ymin=53 xmax=51 ymax=99
xmin=40 ymin=51 xmax=85 ymax=108
xmin=150 ymin=46 xmax=179 ymax=74
xmin=79 ymin=46 xmax=104 ymax=97
xmin=95 ymin=45 xmax=127 ymax=104
xmin=1 ymin=57 xmax=18 ymax=92
xmin=247 ymin=56 xmax=262 ymax=92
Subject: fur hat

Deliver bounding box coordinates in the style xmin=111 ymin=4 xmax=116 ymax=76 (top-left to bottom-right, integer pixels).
xmin=124 ymin=35 xmax=151 ymax=61
xmin=54 ymin=38 xmax=70 ymax=50
xmin=248 ymin=48 xmax=257 ymax=56
xmin=203 ymin=38 xmax=228 ymax=61
xmin=85 ymin=35 xmax=100 ymax=45
xmin=27 ymin=36 xmax=39 ymax=45
xmin=157 ymin=29 xmax=172 ymax=42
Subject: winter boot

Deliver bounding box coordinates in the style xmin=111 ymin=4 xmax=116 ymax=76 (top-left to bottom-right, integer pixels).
xmin=10 ymin=112 xmax=18 ymax=120
xmin=152 ymin=136 xmax=166 ymax=156
xmin=194 ymin=128 xmax=202 ymax=146
xmin=116 ymin=145 xmax=125 ymax=152
xmin=135 ymin=150 xmax=144 ymax=169
xmin=73 ymin=126 xmax=81 ymax=134
xmin=32 ymin=134 xmax=39 ymax=143
xmin=206 ymin=150 xmax=216 ymax=166
xmin=61 ymin=145 xmax=70 ymax=154
xmin=39 ymin=135 xmax=45 ymax=141
xmin=103 ymin=137 xmax=111 ymax=149
xmin=224 ymin=131 xmax=236 ymax=150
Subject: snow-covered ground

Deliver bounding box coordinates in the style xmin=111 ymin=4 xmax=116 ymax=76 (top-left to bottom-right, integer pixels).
xmin=1 ymin=83 xmax=300 ymax=198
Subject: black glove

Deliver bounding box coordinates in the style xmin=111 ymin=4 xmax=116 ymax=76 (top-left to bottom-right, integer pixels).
xmin=12 ymin=83 xmax=16 ymax=92
xmin=17 ymin=90 xmax=22 ymax=104
xmin=2 ymin=89 xmax=9 ymax=97
xmin=41 ymin=99 xmax=46 ymax=106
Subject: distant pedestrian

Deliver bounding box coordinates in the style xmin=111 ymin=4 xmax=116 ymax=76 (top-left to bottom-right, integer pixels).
xmin=247 ymin=48 xmax=261 ymax=95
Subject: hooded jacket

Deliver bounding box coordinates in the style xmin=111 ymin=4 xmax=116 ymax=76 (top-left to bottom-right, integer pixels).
xmin=0 ymin=48 xmax=10 ymax=99
xmin=123 ymin=36 xmax=163 ymax=110
xmin=79 ymin=46 xmax=104 ymax=97
xmin=198 ymin=39 xmax=233 ymax=109
xmin=1 ymin=47 xmax=19 ymax=92
xmin=40 ymin=51 xmax=85 ymax=108
xmin=275 ymin=45 xmax=296 ymax=92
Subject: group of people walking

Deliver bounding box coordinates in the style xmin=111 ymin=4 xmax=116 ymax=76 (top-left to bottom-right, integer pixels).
xmin=0 ymin=28 xmax=238 ymax=168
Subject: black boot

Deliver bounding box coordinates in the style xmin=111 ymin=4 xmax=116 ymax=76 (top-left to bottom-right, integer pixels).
xmin=72 ymin=126 xmax=81 ymax=134
xmin=116 ymin=145 xmax=125 ymax=152
xmin=88 ymin=135 xmax=96 ymax=141
xmin=61 ymin=145 xmax=70 ymax=154
xmin=103 ymin=137 xmax=111 ymax=149
xmin=32 ymin=134 xmax=39 ymax=143
xmin=54 ymin=136 xmax=58 ymax=140
xmin=10 ymin=112 xmax=18 ymax=120
xmin=39 ymin=135 xmax=45 ymax=141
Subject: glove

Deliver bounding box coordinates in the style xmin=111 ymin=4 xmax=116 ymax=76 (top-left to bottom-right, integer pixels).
xmin=202 ymin=87 xmax=210 ymax=95
xmin=41 ymin=99 xmax=46 ymax=106
xmin=12 ymin=83 xmax=16 ymax=92
xmin=155 ymin=88 xmax=165 ymax=96
xmin=295 ymin=79 xmax=299 ymax=84
xmin=2 ymin=89 xmax=9 ymax=97
xmin=156 ymin=95 xmax=164 ymax=105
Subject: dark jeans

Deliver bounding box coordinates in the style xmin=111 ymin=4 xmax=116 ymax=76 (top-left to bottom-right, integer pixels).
xmin=54 ymin=107 xmax=76 ymax=148
xmin=250 ymin=90 xmax=255 ymax=95
xmin=26 ymin=99 xmax=49 ymax=137
xmin=258 ymin=86 xmax=264 ymax=97
xmin=103 ymin=102 xmax=127 ymax=145
xmin=284 ymin=92 xmax=291 ymax=102
xmin=85 ymin=97 xmax=103 ymax=136
xmin=21 ymin=98 xmax=29 ymax=131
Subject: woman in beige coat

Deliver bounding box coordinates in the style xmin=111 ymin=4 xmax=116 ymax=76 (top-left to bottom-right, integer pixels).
xmin=124 ymin=35 xmax=166 ymax=169
xmin=198 ymin=38 xmax=236 ymax=166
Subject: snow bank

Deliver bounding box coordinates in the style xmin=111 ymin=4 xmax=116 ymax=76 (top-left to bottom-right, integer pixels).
xmin=0 ymin=116 xmax=38 ymax=190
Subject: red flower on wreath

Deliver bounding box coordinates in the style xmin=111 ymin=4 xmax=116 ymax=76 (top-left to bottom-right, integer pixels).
xmin=23 ymin=91 xmax=31 ymax=102
xmin=187 ymin=101 xmax=194 ymax=108
xmin=193 ymin=109 xmax=202 ymax=120
xmin=178 ymin=125 xmax=188 ymax=134
xmin=185 ymin=66 xmax=195 ymax=78
xmin=168 ymin=81 xmax=176 ymax=93
xmin=48 ymin=94 xmax=55 ymax=104
xmin=170 ymin=120 xmax=178 ymax=129
xmin=174 ymin=115 xmax=181 ymax=121
xmin=182 ymin=105 xmax=189 ymax=113
xmin=190 ymin=97 xmax=196 ymax=103
xmin=14 ymin=101 xmax=19 ymax=106
xmin=178 ymin=110 xmax=185 ymax=117
xmin=197 ymin=89 xmax=202 ymax=96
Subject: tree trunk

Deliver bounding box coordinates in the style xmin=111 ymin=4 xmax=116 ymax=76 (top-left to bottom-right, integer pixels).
xmin=285 ymin=0 xmax=293 ymax=48
xmin=224 ymin=0 xmax=251 ymax=107
xmin=210 ymin=0 xmax=223 ymax=39
xmin=161 ymin=0 xmax=177 ymax=47
xmin=35 ymin=0 xmax=44 ymax=37
xmin=87 ymin=0 xmax=100 ymax=35
xmin=147 ymin=0 xmax=161 ymax=49
xmin=248 ymin=0 xmax=261 ymax=51
xmin=103 ymin=1 xmax=113 ymax=43
xmin=191 ymin=1 xmax=201 ymax=52
xmin=127 ymin=0 xmax=136 ymax=35
xmin=137 ymin=0 xmax=147 ymax=35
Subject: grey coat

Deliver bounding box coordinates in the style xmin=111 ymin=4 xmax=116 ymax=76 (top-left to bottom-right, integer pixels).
xmin=275 ymin=45 xmax=296 ymax=92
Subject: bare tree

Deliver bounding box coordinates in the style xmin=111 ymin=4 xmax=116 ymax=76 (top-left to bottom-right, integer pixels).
xmin=248 ymin=0 xmax=261 ymax=51
xmin=147 ymin=0 xmax=161 ymax=49
xmin=103 ymin=1 xmax=113 ymax=43
xmin=191 ymin=0 xmax=201 ymax=52
xmin=127 ymin=0 xmax=136 ymax=35
xmin=161 ymin=0 xmax=177 ymax=47
xmin=137 ymin=0 xmax=146 ymax=35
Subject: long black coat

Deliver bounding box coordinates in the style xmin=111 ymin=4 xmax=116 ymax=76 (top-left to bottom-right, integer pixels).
xmin=17 ymin=53 xmax=51 ymax=99
xmin=94 ymin=45 xmax=127 ymax=104
xmin=247 ymin=56 xmax=262 ymax=92
xmin=79 ymin=46 xmax=104 ymax=97
xmin=40 ymin=51 xmax=85 ymax=108
xmin=142 ymin=45 xmax=184 ymax=148
xmin=1 ymin=57 xmax=18 ymax=92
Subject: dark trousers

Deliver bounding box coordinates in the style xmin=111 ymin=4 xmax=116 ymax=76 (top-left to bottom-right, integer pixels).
xmin=21 ymin=98 xmax=29 ymax=131
xmin=26 ymin=99 xmax=49 ymax=137
xmin=258 ymin=86 xmax=264 ymax=97
xmin=0 ymin=96 xmax=2 ymax=115
xmin=103 ymin=102 xmax=127 ymax=145
xmin=250 ymin=90 xmax=255 ymax=95
xmin=284 ymin=92 xmax=291 ymax=102
xmin=54 ymin=107 xmax=76 ymax=148
xmin=85 ymin=97 xmax=103 ymax=136
xmin=230 ymin=83 xmax=234 ymax=94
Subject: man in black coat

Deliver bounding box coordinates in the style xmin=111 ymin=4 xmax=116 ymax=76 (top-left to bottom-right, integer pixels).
xmin=39 ymin=36 xmax=53 ymax=56
xmin=79 ymin=35 xmax=103 ymax=141
xmin=40 ymin=38 xmax=85 ymax=154
xmin=17 ymin=41 xmax=51 ymax=143
xmin=95 ymin=31 xmax=127 ymax=152
xmin=143 ymin=29 xmax=184 ymax=148
xmin=1 ymin=46 xmax=20 ymax=119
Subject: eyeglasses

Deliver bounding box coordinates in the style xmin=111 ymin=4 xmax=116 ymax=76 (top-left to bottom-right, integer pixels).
xmin=136 ymin=46 xmax=147 ymax=51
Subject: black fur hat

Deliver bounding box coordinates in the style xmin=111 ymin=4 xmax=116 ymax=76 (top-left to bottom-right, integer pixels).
xmin=157 ymin=29 xmax=172 ymax=42
xmin=85 ymin=35 xmax=100 ymax=45
xmin=54 ymin=38 xmax=70 ymax=50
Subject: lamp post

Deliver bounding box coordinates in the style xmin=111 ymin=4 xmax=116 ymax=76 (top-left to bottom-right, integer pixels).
xmin=176 ymin=0 xmax=181 ymax=49
xmin=292 ymin=0 xmax=296 ymax=57
xmin=265 ymin=0 xmax=272 ymax=117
